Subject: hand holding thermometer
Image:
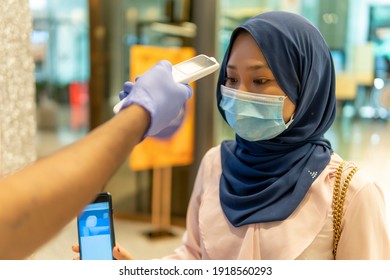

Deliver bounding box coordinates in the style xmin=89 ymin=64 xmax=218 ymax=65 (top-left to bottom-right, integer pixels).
xmin=113 ymin=54 xmax=220 ymax=114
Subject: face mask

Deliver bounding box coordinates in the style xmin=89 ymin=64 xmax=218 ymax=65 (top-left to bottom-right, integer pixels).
xmin=220 ymin=85 xmax=293 ymax=141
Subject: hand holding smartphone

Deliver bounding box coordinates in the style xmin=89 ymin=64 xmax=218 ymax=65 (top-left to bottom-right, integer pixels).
xmin=113 ymin=54 xmax=220 ymax=114
xmin=77 ymin=192 xmax=116 ymax=260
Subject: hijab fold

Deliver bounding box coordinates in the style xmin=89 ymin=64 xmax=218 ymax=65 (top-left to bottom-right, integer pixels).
xmin=217 ymin=11 xmax=336 ymax=227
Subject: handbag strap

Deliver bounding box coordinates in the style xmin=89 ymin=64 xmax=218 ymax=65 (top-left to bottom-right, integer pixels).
xmin=332 ymin=160 xmax=359 ymax=258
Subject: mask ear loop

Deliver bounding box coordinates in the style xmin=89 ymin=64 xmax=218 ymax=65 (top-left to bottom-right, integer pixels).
xmin=285 ymin=113 xmax=294 ymax=128
xmin=282 ymin=94 xmax=294 ymax=128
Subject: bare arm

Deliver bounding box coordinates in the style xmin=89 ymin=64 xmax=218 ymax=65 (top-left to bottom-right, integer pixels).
xmin=0 ymin=104 xmax=149 ymax=259
xmin=0 ymin=60 xmax=191 ymax=259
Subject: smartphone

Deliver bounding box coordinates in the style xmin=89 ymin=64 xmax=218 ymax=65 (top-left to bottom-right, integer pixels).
xmin=77 ymin=192 xmax=116 ymax=260
xmin=113 ymin=54 xmax=220 ymax=113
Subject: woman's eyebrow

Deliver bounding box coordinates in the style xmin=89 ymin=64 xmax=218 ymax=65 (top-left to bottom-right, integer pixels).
xmin=226 ymin=63 xmax=270 ymax=71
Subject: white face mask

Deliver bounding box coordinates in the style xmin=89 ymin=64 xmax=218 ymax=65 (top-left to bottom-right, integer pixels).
xmin=219 ymin=85 xmax=294 ymax=141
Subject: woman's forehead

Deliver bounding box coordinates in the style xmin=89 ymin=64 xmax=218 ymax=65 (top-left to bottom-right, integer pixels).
xmin=228 ymin=32 xmax=268 ymax=65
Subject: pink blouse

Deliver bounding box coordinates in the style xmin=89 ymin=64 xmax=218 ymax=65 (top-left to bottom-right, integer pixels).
xmin=163 ymin=145 xmax=390 ymax=259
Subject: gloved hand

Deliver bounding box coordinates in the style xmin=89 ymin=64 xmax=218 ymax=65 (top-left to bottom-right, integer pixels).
xmin=117 ymin=60 xmax=192 ymax=138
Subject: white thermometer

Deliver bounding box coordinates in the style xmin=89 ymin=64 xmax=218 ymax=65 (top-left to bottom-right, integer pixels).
xmin=113 ymin=54 xmax=220 ymax=114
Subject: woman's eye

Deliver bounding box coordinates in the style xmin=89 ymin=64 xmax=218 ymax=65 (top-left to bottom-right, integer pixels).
xmin=254 ymin=79 xmax=268 ymax=85
xmin=225 ymin=77 xmax=238 ymax=85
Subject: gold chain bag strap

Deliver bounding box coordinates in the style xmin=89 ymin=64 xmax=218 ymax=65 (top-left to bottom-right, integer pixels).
xmin=332 ymin=160 xmax=359 ymax=259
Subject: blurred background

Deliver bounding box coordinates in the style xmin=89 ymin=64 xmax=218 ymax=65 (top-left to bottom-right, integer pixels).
xmin=28 ymin=0 xmax=390 ymax=259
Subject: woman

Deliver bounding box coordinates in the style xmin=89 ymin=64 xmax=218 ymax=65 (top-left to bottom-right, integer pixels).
xmin=74 ymin=11 xmax=390 ymax=260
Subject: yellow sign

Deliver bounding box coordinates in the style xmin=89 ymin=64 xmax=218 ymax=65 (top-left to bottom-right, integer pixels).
xmin=129 ymin=45 xmax=196 ymax=170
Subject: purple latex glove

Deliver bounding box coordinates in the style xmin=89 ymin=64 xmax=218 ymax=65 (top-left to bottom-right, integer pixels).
xmin=117 ymin=60 xmax=192 ymax=138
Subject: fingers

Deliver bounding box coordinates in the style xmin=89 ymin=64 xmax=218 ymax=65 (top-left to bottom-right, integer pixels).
xmin=113 ymin=244 xmax=133 ymax=260
xmin=179 ymin=83 xmax=193 ymax=99
xmin=119 ymin=81 xmax=134 ymax=100
xmin=119 ymin=90 xmax=128 ymax=100
xmin=156 ymin=60 xmax=173 ymax=71
xmin=123 ymin=81 xmax=134 ymax=93
xmin=72 ymin=244 xmax=80 ymax=253
xmin=71 ymin=243 xmax=133 ymax=260
xmin=136 ymin=60 xmax=172 ymax=83
xmin=71 ymin=244 xmax=80 ymax=260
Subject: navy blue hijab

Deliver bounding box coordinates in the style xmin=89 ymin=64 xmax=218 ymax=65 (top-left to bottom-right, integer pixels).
xmin=217 ymin=11 xmax=336 ymax=227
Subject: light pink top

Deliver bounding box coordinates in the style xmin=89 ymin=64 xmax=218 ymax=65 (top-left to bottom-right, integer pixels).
xmin=163 ymin=145 xmax=390 ymax=260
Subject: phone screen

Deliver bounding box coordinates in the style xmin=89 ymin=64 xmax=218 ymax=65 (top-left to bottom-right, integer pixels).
xmin=77 ymin=193 xmax=115 ymax=260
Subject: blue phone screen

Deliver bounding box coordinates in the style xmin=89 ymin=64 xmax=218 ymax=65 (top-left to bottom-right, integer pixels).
xmin=78 ymin=201 xmax=113 ymax=260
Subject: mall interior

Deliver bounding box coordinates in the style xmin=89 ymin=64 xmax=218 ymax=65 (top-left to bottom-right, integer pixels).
xmin=14 ymin=0 xmax=390 ymax=259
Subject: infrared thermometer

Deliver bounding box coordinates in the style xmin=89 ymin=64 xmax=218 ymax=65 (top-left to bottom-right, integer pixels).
xmin=113 ymin=54 xmax=220 ymax=114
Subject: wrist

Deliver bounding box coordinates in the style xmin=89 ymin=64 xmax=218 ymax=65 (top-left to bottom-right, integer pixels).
xmin=121 ymin=91 xmax=155 ymax=119
xmin=118 ymin=104 xmax=151 ymax=139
